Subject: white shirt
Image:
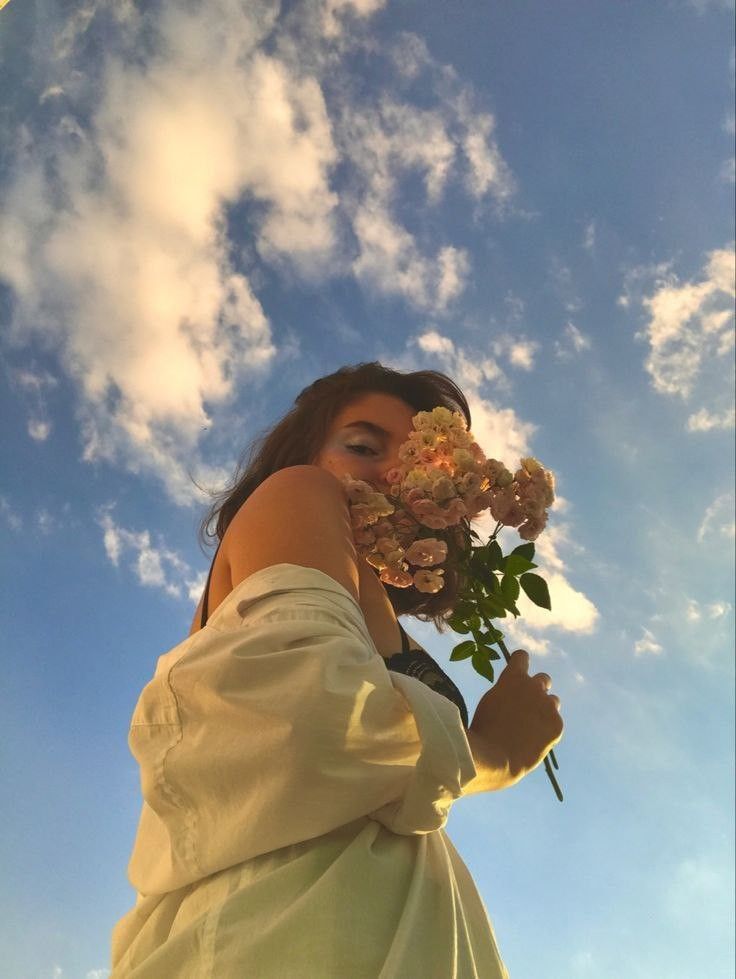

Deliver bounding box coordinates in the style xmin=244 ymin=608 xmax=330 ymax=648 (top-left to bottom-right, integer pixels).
xmin=110 ymin=563 xmax=509 ymax=978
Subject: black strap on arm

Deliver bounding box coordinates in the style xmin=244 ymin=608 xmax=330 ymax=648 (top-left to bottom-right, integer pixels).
xmin=200 ymin=540 xmax=223 ymax=629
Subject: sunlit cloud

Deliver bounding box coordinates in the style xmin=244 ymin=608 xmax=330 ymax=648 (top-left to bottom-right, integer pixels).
xmin=97 ymin=508 xmax=206 ymax=602
xmin=492 ymin=334 xmax=538 ymax=371
xmin=697 ymin=492 xmax=736 ymax=543
xmin=624 ymin=247 xmax=735 ymax=431
xmin=322 ymin=0 xmax=387 ymax=38
xmin=634 ymin=627 xmax=663 ymax=657
xmin=0 ymin=0 xmax=517 ymax=503
xmin=555 ymin=322 xmax=591 ymax=360
xmin=687 ymin=406 xmax=735 ymax=431
xmin=9 ymin=366 xmax=58 ymax=442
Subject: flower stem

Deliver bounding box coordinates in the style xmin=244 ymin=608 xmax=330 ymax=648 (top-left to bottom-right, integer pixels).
xmin=494 ymin=634 xmax=563 ymax=802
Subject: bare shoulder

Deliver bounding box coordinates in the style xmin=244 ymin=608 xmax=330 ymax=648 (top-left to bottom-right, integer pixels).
xmin=222 ymin=465 xmax=359 ymax=603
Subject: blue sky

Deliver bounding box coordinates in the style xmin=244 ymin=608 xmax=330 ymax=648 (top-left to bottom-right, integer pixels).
xmin=1 ymin=1 xmax=734 ymax=977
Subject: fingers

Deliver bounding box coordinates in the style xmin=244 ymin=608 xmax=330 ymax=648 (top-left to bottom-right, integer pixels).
xmin=507 ymin=651 xmax=562 ymax=716
xmin=509 ymin=648 xmax=529 ymax=673
xmin=533 ymin=671 xmax=552 ymax=691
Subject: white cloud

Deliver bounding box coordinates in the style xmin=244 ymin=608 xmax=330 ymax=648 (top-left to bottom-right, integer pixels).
xmin=515 ymin=570 xmax=599 ymax=635
xmin=10 ymin=367 xmax=57 ymax=442
xmin=707 ymin=600 xmax=732 ymax=618
xmin=1 ymin=2 xmax=348 ymax=502
xmin=416 ymin=330 xmax=455 ymax=357
xmin=555 ymin=322 xmax=591 ymax=360
xmin=352 ymin=200 xmax=470 ymax=312
xmin=501 ymin=623 xmax=549 ymax=656
xmin=687 ymin=406 xmax=735 ymax=431
xmin=630 ymin=246 xmax=735 ymax=410
xmin=492 ymin=334 xmax=538 ymax=371
xmin=459 ymin=103 xmax=515 ymax=201
xmin=36 ymin=508 xmax=55 ymax=534
xmin=548 ymin=256 xmax=583 ymax=313
xmin=686 ymin=599 xmax=702 ymax=622
xmin=0 ymin=496 xmax=23 ymax=532
xmin=634 ymin=627 xmax=663 ymax=657
xmin=697 ymin=492 xmax=736 ymax=542
xmin=582 ymin=220 xmax=595 ymax=253
xmin=322 ymin=0 xmax=386 ymax=38
xmin=85 ymin=970 xmax=111 ymax=979
xmin=98 ymin=509 xmax=206 ymax=601
xmin=720 ymin=155 xmax=735 ymax=183
xmin=28 ymin=418 xmax=52 ymax=441
xmin=1 ymin=0 xmax=519 ymax=502
xmin=343 ymin=86 xmax=513 ymax=312
xmin=688 ymin=597 xmax=733 ymax=621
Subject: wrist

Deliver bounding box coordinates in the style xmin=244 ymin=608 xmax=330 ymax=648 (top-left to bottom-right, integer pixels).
xmin=463 ymin=729 xmax=513 ymax=796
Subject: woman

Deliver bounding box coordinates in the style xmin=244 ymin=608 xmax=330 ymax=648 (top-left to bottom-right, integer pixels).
xmin=110 ymin=362 xmax=563 ymax=978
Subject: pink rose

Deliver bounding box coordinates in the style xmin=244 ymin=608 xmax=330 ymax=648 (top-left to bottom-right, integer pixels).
xmin=404 ymin=537 xmax=448 ymax=567
xmin=379 ymin=565 xmax=414 ymax=588
xmin=412 ymin=568 xmax=446 ymax=593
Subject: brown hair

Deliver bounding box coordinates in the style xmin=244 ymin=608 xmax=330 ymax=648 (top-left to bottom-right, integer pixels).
xmin=198 ymin=361 xmax=473 ymax=631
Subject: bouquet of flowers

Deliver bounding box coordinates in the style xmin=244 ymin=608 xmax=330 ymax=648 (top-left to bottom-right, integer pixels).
xmin=341 ymin=406 xmax=563 ymax=801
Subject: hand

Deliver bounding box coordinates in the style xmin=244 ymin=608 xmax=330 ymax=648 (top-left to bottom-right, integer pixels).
xmin=468 ymin=649 xmax=563 ymax=792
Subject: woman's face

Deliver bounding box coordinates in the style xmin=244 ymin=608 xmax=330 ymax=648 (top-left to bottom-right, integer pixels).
xmin=311 ymin=392 xmax=417 ymax=495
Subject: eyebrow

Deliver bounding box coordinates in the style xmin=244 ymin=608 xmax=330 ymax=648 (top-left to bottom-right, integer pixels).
xmin=342 ymin=421 xmax=393 ymax=441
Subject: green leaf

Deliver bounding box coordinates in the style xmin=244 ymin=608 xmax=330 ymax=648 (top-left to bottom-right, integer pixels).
xmin=487 ymin=540 xmax=503 ymax=570
xmin=480 ymin=596 xmax=507 ymax=618
xmin=500 ymin=574 xmax=520 ymax=603
xmin=501 ymin=554 xmax=538 ymax=576
xmin=450 ymin=640 xmax=476 ymax=661
xmin=447 ymin=617 xmax=470 ymax=634
xmin=478 ymin=627 xmax=504 ymax=645
xmin=510 ymin=542 xmax=535 ymax=561
xmin=472 ymin=649 xmax=495 ymax=682
xmin=519 ymin=572 xmax=552 ymax=610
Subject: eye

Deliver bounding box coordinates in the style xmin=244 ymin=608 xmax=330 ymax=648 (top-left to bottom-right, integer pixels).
xmin=346 ymin=443 xmax=377 ymax=456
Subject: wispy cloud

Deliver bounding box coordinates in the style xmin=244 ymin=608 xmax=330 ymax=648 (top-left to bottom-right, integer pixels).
xmin=554 ymin=322 xmax=591 ymax=360
xmin=687 ymin=406 xmax=735 ymax=431
xmin=342 ymin=76 xmax=514 ymax=311
xmin=0 ymin=496 xmax=23 ymax=532
xmin=686 ymin=598 xmax=732 ymax=621
xmin=624 ymin=247 xmax=735 ymax=429
xmin=697 ymin=492 xmax=736 ymax=543
xmin=5 ymin=365 xmax=58 ymax=442
xmin=548 ymin=256 xmax=583 ymax=314
xmin=634 ymin=626 xmax=663 ymax=657
xmin=491 ymin=334 xmax=538 ymax=371
xmin=582 ymin=220 xmax=596 ymax=253
xmin=97 ymin=507 xmax=206 ymax=602
xmin=0 ymin=1 xmax=517 ymax=503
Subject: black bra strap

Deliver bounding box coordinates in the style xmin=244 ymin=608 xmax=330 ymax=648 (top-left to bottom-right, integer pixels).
xmin=398 ymin=621 xmax=410 ymax=654
xmin=200 ymin=540 xmax=223 ymax=629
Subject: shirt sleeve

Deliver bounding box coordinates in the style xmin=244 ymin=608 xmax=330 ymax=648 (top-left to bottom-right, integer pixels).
xmin=126 ymin=564 xmax=478 ymax=895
